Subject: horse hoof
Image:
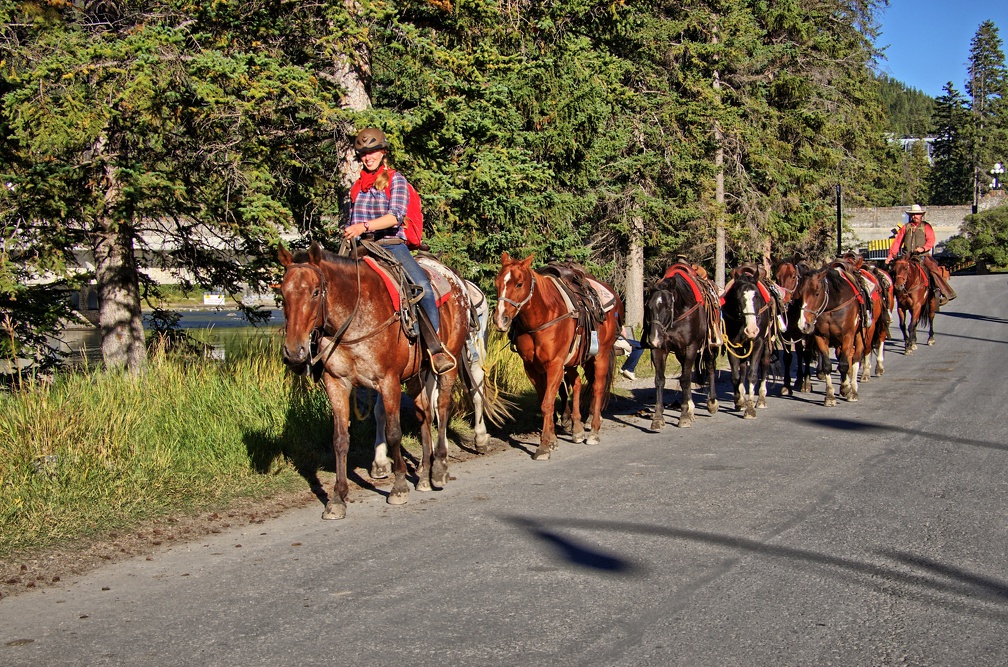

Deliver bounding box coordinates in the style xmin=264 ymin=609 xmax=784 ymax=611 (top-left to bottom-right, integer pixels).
xmin=678 ymin=417 xmax=693 ymax=428
xmin=756 ymin=397 xmax=767 ymax=409
xmin=572 ymin=433 xmax=586 ymax=444
xmin=876 ymin=366 xmax=885 ymax=376
xmin=322 ymin=500 xmax=347 ymax=520
xmin=824 ymin=398 xmax=837 ymax=407
xmin=474 ymin=434 xmax=490 ymax=454
xmin=650 ymin=418 xmax=665 ymax=432
xmin=533 ymin=448 xmax=551 ymax=461
xmin=707 ymin=400 xmax=718 ymax=414
xmin=586 ymin=433 xmax=600 ymax=445
xmin=416 ymin=478 xmax=432 ymax=492
xmin=388 ymin=489 xmax=409 ymax=505
xmin=744 ymin=407 xmax=757 ymax=419
xmin=370 ymin=463 xmax=391 ymax=480
xmin=927 ymin=339 xmax=935 ymax=346
xmin=432 ymin=462 xmax=449 ymax=488
xmin=781 ymin=387 xmax=793 ymax=397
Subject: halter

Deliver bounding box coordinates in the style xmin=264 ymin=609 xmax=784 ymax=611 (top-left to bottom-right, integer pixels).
xmin=498 ymin=272 xmax=537 ymax=314
xmin=283 ymin=250 xmax=364 ymax=366
xmin=649 ymin=285 xmax=702 ymax=339
xmin=799 ymin=275 xmax=830 ymax=325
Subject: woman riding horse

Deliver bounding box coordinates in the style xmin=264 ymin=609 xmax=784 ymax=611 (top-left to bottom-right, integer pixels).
xmin=278 ymin=242 xmax=474 ymax=519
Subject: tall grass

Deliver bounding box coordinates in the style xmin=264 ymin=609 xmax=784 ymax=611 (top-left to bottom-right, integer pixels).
xmin=0 ymin=328 xmax=537 ymax=560
xmin=0 ymin=334 xmax=324 ymax=559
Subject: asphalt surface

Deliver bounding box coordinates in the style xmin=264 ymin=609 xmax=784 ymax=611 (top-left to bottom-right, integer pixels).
xmin=3 ymin=274 xmax=1007 ymax=666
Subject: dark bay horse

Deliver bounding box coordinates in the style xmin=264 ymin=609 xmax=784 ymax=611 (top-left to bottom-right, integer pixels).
xmin=493 ymin=253 xmax=623 ymax=460
xmin=890 ymin=256 xmax=937 ymax=353
xmin=791 ymin=265 xmax=867 ymax=406
xmin=857 ymin=264 xmax=893 ymax=379
xmin=721 ymin=264 xmax=774 ymax=418
xmin=279 ymin=242 xmax=475 ymax=519
xmin=774 ymin=259 xmax=815 ymax=395
xmin=642 ymin=264 xmax=720 ymax=429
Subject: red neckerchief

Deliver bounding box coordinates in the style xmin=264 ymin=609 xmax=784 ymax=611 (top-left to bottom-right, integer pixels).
xmin=356 ymin=164 xmax=386 ymax=192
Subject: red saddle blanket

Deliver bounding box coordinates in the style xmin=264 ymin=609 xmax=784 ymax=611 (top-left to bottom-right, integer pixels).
xmin=363 ymin=256 xmax=450 ymax=312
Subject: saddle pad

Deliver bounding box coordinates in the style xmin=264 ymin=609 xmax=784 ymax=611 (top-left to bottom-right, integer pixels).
xmin=415 ymin=257 xmax=453 ymax=308
xmin=362 ymin=256 xmax=401 ymax=311
xmin=859 ymin=269 xmax=882 ymax=303
xmin=587 ymin=279 xmax=617 ymax=313
xmin=662 ymin=265 xmax=704 ymax=304
xmin=836 ymin=269 xmax=864 ymax=305
xmin=363 ymin=256 xmax=450 ymax=313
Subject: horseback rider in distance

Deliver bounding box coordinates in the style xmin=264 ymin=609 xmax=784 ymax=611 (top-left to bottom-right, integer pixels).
xmin=886 ymin=204 xmax=957 ymax=305
xmin=344 ymin=127 xmax=455 ymax=374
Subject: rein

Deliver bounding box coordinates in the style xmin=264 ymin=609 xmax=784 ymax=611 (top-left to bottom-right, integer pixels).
xmin=305 ymin=241 xmax=364 ymax=365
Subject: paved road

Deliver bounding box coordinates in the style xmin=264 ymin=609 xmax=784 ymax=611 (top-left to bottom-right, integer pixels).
xmin=3 ymin=275 xmax=1007 ymax=666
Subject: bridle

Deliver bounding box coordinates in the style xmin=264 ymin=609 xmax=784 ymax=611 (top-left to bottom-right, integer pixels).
xmin=497 ymin=271 xmax=537 ymax=314
xmin=799 ymin=274 xmax=831 ymax=326
xmin=648 ymin=283 xmax=702 ymax=339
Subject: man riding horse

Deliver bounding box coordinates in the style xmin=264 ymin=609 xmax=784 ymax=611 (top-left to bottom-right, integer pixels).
xmin=886 ymin=204 xmax=957 ymax=305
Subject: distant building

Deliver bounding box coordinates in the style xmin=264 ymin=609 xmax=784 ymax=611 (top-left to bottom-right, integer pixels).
xmin=896 ymin=136 xmax=935 ymax=164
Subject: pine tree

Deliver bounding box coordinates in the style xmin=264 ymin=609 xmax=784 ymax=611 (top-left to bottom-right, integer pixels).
xmin=966 ymin=20 xmax=1008 ymax=208
xmin=929 ymin=83 xmax=973 ymax=205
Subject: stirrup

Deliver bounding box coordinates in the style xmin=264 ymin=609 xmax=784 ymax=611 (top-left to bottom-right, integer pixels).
xmin=429 ymin=348 xmax=457 ymax=375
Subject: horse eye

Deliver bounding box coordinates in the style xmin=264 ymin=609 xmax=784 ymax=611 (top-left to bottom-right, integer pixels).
xmin=312 ymin=288 xmax=320 ymax=298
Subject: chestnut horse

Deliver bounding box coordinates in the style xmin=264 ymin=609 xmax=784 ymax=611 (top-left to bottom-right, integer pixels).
xmin=279 ymin=242 xmax=474 ymax=519
xmin=642 ymin=265 xmax=720 ymax=430
xmin=721 ymin=264 xmax=774 ymax=418
xmin=791 ymin=265 xmax=867 ymax=406
xmin=890 ymin=256 xmax=938 ymax=353
xmin=493 ymin=253 xmax=623 ymax=460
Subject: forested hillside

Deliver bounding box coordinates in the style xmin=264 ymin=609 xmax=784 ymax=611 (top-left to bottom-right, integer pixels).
xmin=877 ymin=73 xmax=935 ymax=137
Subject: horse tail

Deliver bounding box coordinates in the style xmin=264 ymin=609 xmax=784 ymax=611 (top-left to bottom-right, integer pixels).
xmin=455 ymin=329 xmax=515 ymax=428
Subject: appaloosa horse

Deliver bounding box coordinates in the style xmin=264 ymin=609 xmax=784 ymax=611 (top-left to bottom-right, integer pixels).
xmin=279 ymin=242 xmax=476 ymax=519
xmin=791 ymin=264 xmax=868 ymax=406
xmin=370 ymin=274 xmax=509 ymax=480
xmin=890 ymin=256 xmax=938 ymax=354
xmin=721 ymin=263 xmax=774 ymax=418
xmin=643 ymin=262 xmax=720 ymax=429
xmin=494 ymin=253 xmax=623 ymax=460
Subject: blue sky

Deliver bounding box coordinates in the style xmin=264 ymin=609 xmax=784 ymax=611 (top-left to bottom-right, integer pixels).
xmin=876 ymin=2 xmax=1008 ymax=98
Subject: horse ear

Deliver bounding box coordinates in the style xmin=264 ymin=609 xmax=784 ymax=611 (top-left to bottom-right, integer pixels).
xmin=278 ymin=243 xmax=293 ymax=267
xmin=521 ymin=254 xmax=534 ymax=268
xmin=501 ymin=251 xmax=511 ymax=264
xmin=308 ymin=241 xmax=323 ymax=266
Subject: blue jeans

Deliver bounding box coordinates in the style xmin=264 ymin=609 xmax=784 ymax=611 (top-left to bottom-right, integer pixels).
xmin=386 ymin=241 xmax=439 ymax=332
xmin=621 ymin=338 xmax=644 ymax=372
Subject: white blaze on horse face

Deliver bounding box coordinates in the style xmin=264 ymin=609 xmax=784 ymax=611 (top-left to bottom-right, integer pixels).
xmin=743 ymin=289 xmax=759 ymax=339
xmin=495 ymin=272 xmax=512 ymax=327
xmin=798 ymin=296 xmax=816 ymax=334
xmin=646 ymin=293 xmax=665 ymax=348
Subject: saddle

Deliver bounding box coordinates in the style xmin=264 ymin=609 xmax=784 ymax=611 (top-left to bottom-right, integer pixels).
xmin=538 ymin=261 xmax=618 ymax=366
xmin=829 ymin=258 xmax=874 ymax=328
xmin=347 ymin=238 xmax=450 ymax=340
xmin=666 ymin=261 xmax=723 ymax=347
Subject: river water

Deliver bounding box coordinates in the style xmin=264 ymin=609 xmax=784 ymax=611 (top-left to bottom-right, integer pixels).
xmin=59 ymin=308 xmax=285 ymax=366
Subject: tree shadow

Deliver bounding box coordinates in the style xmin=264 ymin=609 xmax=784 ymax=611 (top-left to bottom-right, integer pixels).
xmin=499 ymin=514 xmax=1008 ymax=617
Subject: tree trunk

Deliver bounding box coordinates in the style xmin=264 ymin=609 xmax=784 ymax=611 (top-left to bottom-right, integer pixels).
xmin=334 ymin=1 xmax=372 ymax=191
xmin=92 ymin=134 xmax=147 ymax=373
xmin=625 ymin=219 xmax=645 ymax=329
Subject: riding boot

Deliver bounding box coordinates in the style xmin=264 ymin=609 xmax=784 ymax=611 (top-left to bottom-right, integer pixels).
xmin=417 ymin=309 xmax=456 ymax=374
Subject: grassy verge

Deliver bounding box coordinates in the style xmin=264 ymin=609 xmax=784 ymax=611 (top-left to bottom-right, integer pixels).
xmin=0 ymin=330 xmax=536 ymax=562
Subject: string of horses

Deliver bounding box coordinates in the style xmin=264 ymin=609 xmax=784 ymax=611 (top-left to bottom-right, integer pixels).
xmin=279 ymin=242 xmax=947 ymax=519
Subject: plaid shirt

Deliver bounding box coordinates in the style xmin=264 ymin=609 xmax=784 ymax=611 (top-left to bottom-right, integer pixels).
xmin=348 ymin=170 xmax=409 ymax=242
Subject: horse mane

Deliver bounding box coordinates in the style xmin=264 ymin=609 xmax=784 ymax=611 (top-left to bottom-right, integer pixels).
xmin=291 ymin=247 xmax=355 ymax=268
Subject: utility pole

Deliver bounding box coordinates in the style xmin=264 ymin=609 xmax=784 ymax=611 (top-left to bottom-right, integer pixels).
xmin=836 ymin=184 xmax=842 ymax=257
xmin=713 ymin=24 xmax=725 ymax=290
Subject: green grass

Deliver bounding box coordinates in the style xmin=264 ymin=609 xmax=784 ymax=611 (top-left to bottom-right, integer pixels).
xmin=0 ymin=330 xmax=534 ymax=561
